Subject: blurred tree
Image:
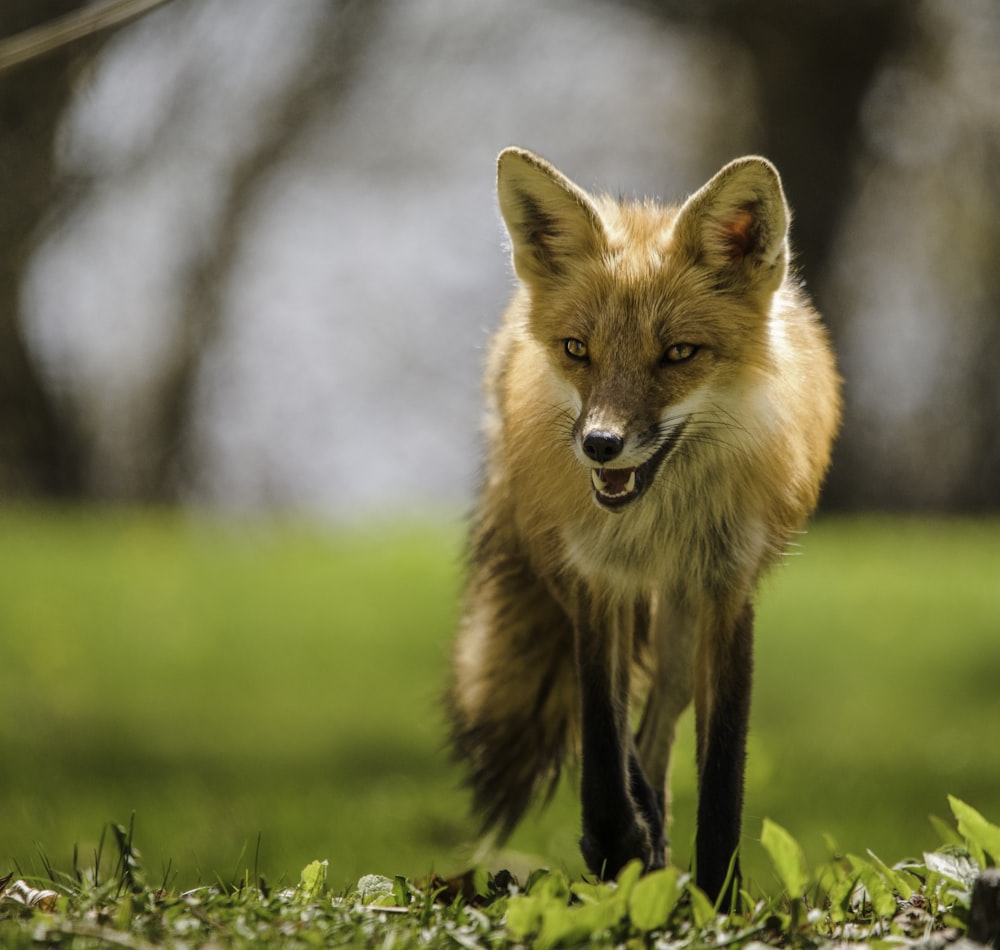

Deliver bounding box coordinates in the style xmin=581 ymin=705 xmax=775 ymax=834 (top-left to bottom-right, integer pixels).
xmin=0 ymin=2 xmax=91 ymax=496
xmin=4 ymin=0 xmax=997 ymax=511
xmin=159 ymin=0 xmax=385 ymax=500
xmin=4 ymin=0 xmax=383 ymax=503
xmin=822 ymin=0 xmax=1000 ymax=510
xmin=659 ymin=0 xmax=1000 ymax=512
xmin=635 ymin=0 xmax=910 ymax=292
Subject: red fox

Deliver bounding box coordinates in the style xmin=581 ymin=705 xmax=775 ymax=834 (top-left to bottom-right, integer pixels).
xmin=447 ymin=148 xmax=841 ymax=901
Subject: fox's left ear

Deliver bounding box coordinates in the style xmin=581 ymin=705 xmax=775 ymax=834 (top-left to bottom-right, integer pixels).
xmin=671 ymin=156 xmax=789 ymax=293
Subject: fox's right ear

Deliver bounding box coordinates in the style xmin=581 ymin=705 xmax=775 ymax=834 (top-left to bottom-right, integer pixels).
xmin=497 ymin=148 xmax=606 ymax=286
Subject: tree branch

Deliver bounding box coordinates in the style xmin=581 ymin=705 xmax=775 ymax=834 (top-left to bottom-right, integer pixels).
xmin=0 ymin=0 xmax=175 ymax=74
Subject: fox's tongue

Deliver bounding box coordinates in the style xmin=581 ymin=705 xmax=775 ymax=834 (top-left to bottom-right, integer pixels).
xmin=591 ymin=467 xmax=637 ymax=497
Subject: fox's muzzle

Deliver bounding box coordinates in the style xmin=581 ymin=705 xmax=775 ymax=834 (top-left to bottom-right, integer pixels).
xmin=579 ymin=421 xmax=688 ymax=511
xmin=581 ymin=429 xmax=624 ymax=465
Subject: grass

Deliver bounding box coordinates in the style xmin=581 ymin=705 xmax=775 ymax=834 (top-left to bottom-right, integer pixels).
xmin=0 ymin=506 xmax=998 ymax=943
xmin=0 ymin=506 xmax=467 ymax=891
xmin=1 ymin=797 xmax=997 ymax=947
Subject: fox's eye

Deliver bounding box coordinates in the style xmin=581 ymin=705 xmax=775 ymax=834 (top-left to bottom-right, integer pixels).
xmin=662 ymin=343 xmax=698 ymax=365
xmin=564 ymin=338 xmax=589 ymax=362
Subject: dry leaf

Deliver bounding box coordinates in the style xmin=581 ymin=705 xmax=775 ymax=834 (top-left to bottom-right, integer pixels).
xmin=1 ymin=879 xmax=60 ymax=913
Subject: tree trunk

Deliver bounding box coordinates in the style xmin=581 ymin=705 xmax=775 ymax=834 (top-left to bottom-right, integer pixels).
xmin=0 ymin=2 xmax=92 ymax=497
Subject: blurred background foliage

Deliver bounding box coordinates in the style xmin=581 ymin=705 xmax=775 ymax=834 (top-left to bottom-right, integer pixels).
xmin=1 ymin=0 xmax=999 ymax=891
xmin=2 ymin=0 xmax=998 ymax=513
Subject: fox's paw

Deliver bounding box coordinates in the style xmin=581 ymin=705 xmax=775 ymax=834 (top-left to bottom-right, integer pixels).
xmin=581 ymin=817 xmax=660 ymax=880
xmin=648 ymin=832 xmax=667 ymax=872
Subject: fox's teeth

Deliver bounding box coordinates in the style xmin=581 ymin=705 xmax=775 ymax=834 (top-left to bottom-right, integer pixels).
xmin=591 ymin=469 xmax=637 ymax=497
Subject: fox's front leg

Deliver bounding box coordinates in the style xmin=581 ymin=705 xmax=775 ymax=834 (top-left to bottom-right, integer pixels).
xmin=694 ymin=599 xmax=754 ymax=903
xmin=575 ymin=593 xmax=664 ymax=878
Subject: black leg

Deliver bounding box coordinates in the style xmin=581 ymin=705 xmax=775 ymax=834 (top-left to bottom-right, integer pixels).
xmin=629 ymin=748 xmax=666 ymax=870
xmin=695 ymin=600 xmax=754 ymax=904
xmin=576 ymin=593 xmax=653 ymax=878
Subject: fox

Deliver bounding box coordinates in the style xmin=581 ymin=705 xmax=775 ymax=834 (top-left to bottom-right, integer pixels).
xmin=447 ymin=147 xmax=841 ymax=902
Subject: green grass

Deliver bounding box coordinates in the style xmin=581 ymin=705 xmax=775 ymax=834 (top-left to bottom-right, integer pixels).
xmin=1 ymin=798 xmax=997 ymax=947
xmin=1 ymin=506 xmax=998 ymax=903
xmin=0 ymin=506 xmax=467 ymax=891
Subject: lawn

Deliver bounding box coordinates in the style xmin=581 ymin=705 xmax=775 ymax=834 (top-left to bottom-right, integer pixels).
xmin=0 ymin=507 xmax=997 ymax=895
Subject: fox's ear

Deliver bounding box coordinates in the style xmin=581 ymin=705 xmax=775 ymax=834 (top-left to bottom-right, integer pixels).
xmin=497 ymin=147 xmax=606 ymax=286
xmin=671 ymin=156 xmax=789 ymax=293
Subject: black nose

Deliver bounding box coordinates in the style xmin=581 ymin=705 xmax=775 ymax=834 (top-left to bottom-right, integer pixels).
xmin=582 ymin=430 xmax=624 ymax=464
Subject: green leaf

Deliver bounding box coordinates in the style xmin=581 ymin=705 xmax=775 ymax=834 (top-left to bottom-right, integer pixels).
xmin=524 ymin=867 xmax=552 ymax=893
xmin=848 ymin=856 xmax=898 ymax=918
xmin=924 ymin=849 xmax=981 ymax=889
xmin=824 ymin=869 xmax=858 ymax=923
xmin=866 ymin=849 xmax=916 ymax=900
xmin=472 ymin=866 xmax=490 ymax=899
xmin=686 ymin=879 xmax=718 ymax=929
xmin=761 ymin=818 xmax=809 ymax=897
xmin=115 ymin=893 xmax=133 ymax=930
xmin=628 ymin=866 xmax=681 ymax=932
xmin=505 ymin=894 xmax=543 ymax=940
xmin=615 ymin=859 xmax=643 ymax=902
xmin=536 ymin=902 xmax=609 ymax=950
xmin=569 ymin=880 xmax=608 ymax=904
xmin=530 ymin=869 xmax=570 ymax=901
xmin=509 ymin=870 xmax=625 ymax=950
xmin=505 ymin=871 xmax=578 ymax=944
xmin=392 ymin=875 xmax=411 ymax=907
xmin=354 ymin=872 xmax=395 ymax=906
xmin=949 ymin=796 xmax=1000 ymax=863
xmin=570 ymin=858 xmax=641 ymax=923
xmin=299 ymin=860 xmax=328 ymax=900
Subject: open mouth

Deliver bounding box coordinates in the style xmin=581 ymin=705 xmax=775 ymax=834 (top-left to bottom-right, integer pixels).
xmin=589 ymin=425 xmax=686 ymax=510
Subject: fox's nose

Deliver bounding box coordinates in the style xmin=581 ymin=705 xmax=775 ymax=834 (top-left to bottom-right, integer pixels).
xmin=582 ymin=430 xmax=624 ymax=464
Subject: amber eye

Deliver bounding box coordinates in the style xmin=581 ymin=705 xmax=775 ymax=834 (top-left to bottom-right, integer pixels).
xmin=564 ymin=338 xmax=589 ymax=362
xmin=662 ymin=343 xmax=698 ymax=365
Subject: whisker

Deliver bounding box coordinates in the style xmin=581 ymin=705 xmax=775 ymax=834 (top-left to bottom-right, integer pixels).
xmin=657 ymin=406 xmax=760 ymax=463
xmin=524 ymin=402 xmax=578 ymax=450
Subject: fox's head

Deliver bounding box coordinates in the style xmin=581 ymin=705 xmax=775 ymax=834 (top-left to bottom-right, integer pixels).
xmin=496 ymin=147 xmax=792 ymax=512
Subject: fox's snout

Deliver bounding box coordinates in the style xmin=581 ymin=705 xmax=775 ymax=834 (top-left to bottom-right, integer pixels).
xmin=575 ymin=412 xmax=690 ymax=510
xmin=577 ymin=421 xmax=660 ymax=510
xmin=581 ymin=429 xmax=624 ymax=465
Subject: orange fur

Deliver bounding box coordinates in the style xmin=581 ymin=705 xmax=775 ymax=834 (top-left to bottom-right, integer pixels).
xmin=448 ymin=148 xmax=841 ymax=896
